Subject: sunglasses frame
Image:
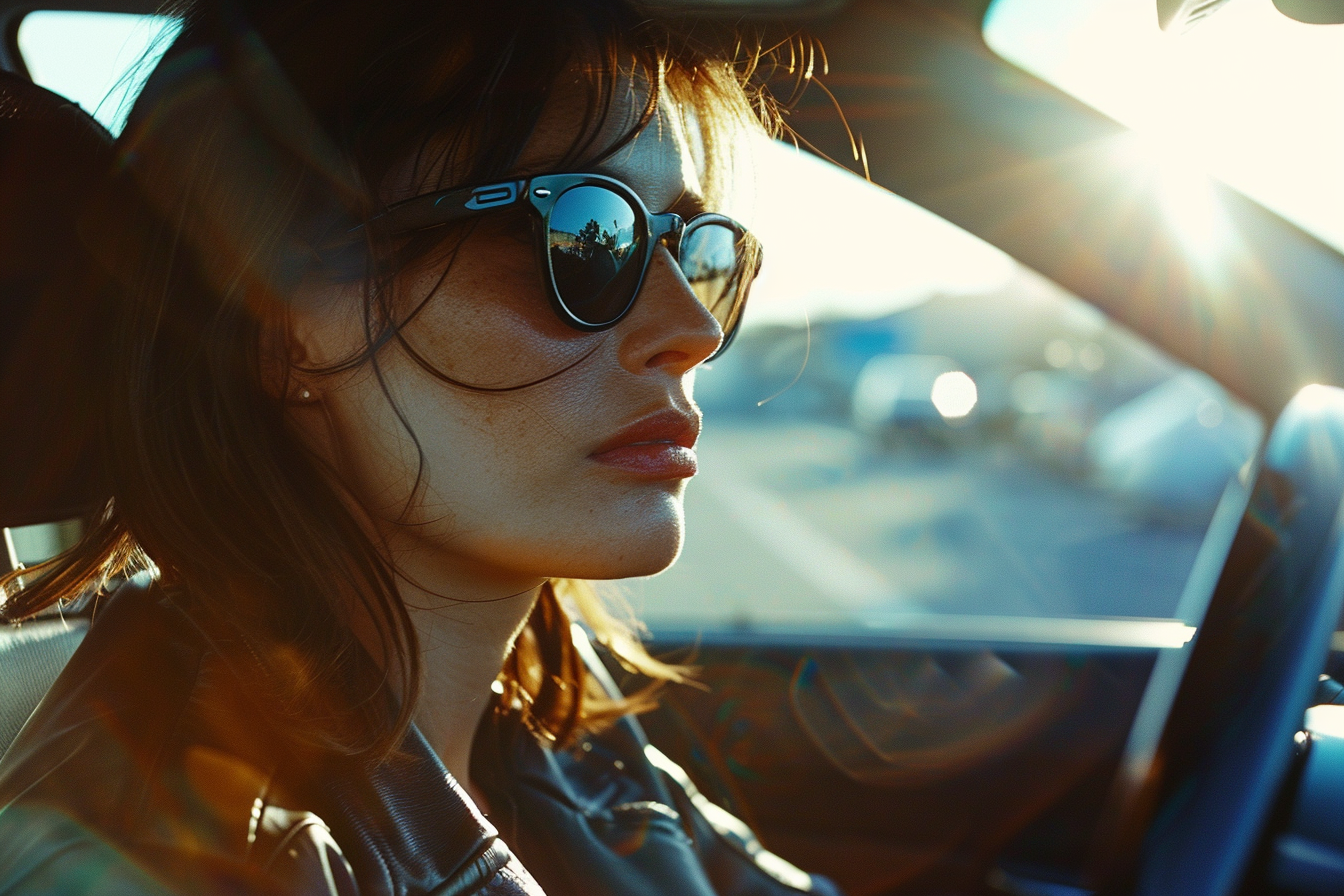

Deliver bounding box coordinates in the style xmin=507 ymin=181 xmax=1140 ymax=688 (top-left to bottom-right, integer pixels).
xmin=373 ymin=172 xmax=760 ymax=360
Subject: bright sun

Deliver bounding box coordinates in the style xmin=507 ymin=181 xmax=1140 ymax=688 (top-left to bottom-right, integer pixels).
xmin=986 ymin=0 xmax=1344 ymax=257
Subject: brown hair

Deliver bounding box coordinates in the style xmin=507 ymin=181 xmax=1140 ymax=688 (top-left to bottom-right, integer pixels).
xmin=0 ymin=0 xmax=815 ymax=760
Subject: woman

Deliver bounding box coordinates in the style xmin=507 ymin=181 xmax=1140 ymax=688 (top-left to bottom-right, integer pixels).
xmin=0 ymin=1 xmax=839 ymax=894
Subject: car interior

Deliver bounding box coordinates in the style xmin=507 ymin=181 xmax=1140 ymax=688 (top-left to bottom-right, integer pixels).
xmin=5 ymin=1 xmax=1344 ymax=894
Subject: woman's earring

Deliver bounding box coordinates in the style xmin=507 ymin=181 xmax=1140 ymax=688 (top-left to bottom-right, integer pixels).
xmin=300 ymin=389 xmax=312 ymax=400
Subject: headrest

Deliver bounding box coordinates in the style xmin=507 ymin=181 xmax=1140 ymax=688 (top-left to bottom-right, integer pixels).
xmin=0 ymin=72 xmax=115 ymax=528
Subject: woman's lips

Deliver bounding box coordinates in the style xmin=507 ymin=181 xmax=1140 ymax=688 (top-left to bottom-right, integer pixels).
xmin=589 ymin=410 xmax=700 ymax=479
xmin=590 ymin=443 xmax=698 ymax=478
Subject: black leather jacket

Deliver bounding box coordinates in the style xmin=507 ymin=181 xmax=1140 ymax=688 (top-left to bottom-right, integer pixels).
xmin=0 ymin=581 xmax=839 ymax=896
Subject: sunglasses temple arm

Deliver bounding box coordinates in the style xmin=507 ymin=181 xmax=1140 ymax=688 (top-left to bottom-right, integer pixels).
xmin=312 ymin=180 xmax=530 ymax=278
xmin=368 ymin=179 xmax=529 ymax=234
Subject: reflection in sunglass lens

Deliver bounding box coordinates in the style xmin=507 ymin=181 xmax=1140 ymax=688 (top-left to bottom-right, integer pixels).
xmin=680 ymin=221 xmax=751 ymax=336
xmin=547 ymin=186 xmax=641 ymax=325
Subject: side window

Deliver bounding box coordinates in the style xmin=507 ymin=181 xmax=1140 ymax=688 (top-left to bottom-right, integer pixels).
xmin=16 ymin=11 xmax=180 ymax=136
xmin=624 ymin=140 xmax=1261 ymax=639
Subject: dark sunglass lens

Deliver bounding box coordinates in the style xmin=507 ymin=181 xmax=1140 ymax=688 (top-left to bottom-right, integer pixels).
xmin=679 ymin=222 xmax=754 ymax=336
xmin=547 ymin=186 xmax=641 ymax=325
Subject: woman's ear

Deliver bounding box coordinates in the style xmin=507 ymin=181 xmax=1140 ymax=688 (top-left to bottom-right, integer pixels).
xmin=267 ymin=278 xmax=366 ymax=404
xmin=259 ymin=313 xmax=322 ymax=404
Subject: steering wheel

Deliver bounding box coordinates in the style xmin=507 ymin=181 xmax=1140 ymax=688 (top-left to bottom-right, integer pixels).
xmin=1121 ymin=385 xmax=1344 ymax=895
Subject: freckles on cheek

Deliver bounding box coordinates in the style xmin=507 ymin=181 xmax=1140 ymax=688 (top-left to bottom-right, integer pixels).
xmin=397 ymin=387 xmax=570 ymax=535
xmin=397 ymin=250 xmax=604 ymax=389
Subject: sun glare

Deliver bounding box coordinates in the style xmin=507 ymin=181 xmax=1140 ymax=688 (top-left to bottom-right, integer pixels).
xmin=986 ymin=0 xmax=1344 ymax=256
xmin=1113 ymin=131 xmax=1229 ymax=260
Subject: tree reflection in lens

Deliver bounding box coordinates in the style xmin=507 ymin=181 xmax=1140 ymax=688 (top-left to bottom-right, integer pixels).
xmin=548 ymin=186 xmax=639 ymax=323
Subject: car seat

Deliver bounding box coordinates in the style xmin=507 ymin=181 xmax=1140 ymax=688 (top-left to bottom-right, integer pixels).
xmin=0 ymin=71 xmax=115 ymax=758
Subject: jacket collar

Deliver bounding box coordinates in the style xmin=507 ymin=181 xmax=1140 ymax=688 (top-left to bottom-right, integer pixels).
xmin=158 ymin=579 xmax=526 ymax=896
xmin=312 ymin=722 xmax=516 ymax=896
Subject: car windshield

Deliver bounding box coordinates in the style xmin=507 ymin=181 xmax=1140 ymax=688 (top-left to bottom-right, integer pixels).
xmin=984 ymin=0 xmax=1344 ymax=255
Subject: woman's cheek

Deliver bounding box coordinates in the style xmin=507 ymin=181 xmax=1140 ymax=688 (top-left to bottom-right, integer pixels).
xmin=365 ymin=356 xmax=574 ymax=514
xmin=396 ymin=247 xmax=601 ymax=388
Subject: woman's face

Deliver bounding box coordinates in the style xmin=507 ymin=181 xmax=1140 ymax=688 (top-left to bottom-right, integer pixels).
xmin=288 ymin=86 xmax=731 ymax=597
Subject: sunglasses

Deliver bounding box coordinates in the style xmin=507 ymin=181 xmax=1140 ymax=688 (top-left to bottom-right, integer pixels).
xmin=361 ymin=173 xmax=761 ymax=361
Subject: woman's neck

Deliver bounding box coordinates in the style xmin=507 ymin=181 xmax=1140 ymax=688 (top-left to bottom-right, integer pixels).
xmin=395 ymin=571 xmax=542 ymax=810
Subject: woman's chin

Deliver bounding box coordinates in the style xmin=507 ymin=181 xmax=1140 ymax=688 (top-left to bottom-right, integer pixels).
xmin=549 ymin=522 xmax=685 ymax=581
xmin=617 ymin=547 xmax=684 ymax=580
xmin=562 ymin=543 xmax=683 ymax=581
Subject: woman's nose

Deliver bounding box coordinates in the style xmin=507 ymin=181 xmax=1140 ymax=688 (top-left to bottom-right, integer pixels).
xmin=615 ymin=245 xmax=723 ymax=375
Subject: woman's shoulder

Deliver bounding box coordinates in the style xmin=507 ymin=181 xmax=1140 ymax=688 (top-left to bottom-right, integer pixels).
xmin=0 ymin=579 xmax=355 ymax=895
xmin=0 ymin=578 xmax=268 ymax=817
xmin=0 ymin=579 xmax=545 ymax=896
